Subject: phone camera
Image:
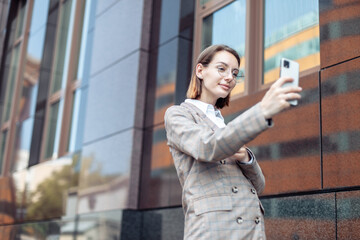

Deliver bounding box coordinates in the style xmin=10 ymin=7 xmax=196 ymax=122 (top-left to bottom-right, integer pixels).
xmin=284 ymin=60 xmax=290 ymax=68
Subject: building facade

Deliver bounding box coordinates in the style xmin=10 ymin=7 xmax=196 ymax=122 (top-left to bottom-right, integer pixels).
xmin=0 ymin=0 xmax=359 ymax=239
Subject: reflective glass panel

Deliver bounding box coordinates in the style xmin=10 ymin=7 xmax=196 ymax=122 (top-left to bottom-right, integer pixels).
xmin=18 ymin=221 xmax=61 ymax=239
xmin=201 ymin=0 xmax=246 ymax=95
xmin=153 ymin=40 xmax=177 ymax=126
xmin=15 ymin=1 xmax=27 ymax=39
xmin=78 ymin=130 xmax=131 ymax=213
xmin=75 ymin=0 xmax=96 ymax=86
xmin=158 ymin=0 xmax=180 ymax=45
xmin=263 ymin=0 xmax=320 ymax=84
xmin=17 ymin=77 xmax=39 ymax=121
xmin=44 ymin=100 xmax=64 ymax=159
xmin=148 ymin=125 xmax=172 ymax=207
xmin=200 ymin=0 xmax=212 ymax=7
xmin=0 ymin=131 xmax=8 ymax=173
xmin=19 ymin=16 xmax=46 ymax=120
xmin=51 ymin=0 xmax=73 ymax=94
xmin=29 ymin=0 xmax=50 ymax=34
xmin=5 ymin=1 xmax=27 ymax=51
xmin=25 ymin=153 xmax=79 ymax=221
xmin=67 ymin=89 xmax=81 ymax=152
xmin=2 ymin=44 xmax=20 ymax=123
xmin=11 ymin=118 xmax=35 ymax=172
xmin=71 ymin=0 xmax=86 ymax=82
xmin=76 ymin=210 xmax=122 ymax=240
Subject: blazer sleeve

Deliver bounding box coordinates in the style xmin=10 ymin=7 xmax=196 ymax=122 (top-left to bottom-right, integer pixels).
xmin=164 ymin=103 xmax=270 ymax=162
xmin=237 ymin=149 xmax=265 ymax=194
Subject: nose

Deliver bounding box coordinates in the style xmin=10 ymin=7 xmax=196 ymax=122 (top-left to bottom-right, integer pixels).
xmin=224 ymin=69 xmax=234 ymax=82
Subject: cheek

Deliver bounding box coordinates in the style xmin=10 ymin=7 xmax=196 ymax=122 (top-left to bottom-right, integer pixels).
xmin=203 ymin=76 xmax=219 ymax=88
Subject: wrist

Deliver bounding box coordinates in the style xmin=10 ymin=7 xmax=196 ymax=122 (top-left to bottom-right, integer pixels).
xmin=260 ymin=101 xmax=271 ymax=119
xmin=240 ymin=151 xmax=250 ymax=163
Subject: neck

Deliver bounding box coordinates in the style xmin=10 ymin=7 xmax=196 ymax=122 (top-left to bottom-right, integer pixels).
xmin=198 ymin=95 xmax=217 ymax=106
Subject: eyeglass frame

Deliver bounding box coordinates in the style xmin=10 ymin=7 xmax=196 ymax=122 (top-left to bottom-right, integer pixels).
xmin=206 ymin=62 xmax=245 ymax=84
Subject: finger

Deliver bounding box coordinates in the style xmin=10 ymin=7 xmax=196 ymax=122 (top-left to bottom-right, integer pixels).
xmin=285 ymin=93 xmax=302 ymax=100
xmin=282 ymin=86 xmax=302 ymax=93
xmin=233 ymin=152 xmax=246 ymax=159
xmin=238 ymin=147 xmax=247 ymax=153
xmin=279 ymin=99 xmax=291 ymax=109
xmin=273 ymin=77 xmax=293 ymax=88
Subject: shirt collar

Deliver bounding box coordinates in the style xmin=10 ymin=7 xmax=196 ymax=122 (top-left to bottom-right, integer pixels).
xmin=185 ymin=99 xmax=224 ymax=120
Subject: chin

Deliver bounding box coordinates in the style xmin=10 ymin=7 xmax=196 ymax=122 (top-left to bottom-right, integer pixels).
xmin=217 ymin=91 xmax=230 ymax=99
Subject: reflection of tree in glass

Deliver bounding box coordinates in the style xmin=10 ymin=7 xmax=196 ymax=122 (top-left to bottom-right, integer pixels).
xmin=25 ymin=154 xmax=80 ymax=221
xmin=19 ymin=222 xmax=60 ymax=240
xmin=79 ymin=155 xmax=118 ymax=189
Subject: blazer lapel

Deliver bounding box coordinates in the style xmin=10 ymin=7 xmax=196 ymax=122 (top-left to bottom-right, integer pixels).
xmin=181 ymin=102 xmax=219 ymax=131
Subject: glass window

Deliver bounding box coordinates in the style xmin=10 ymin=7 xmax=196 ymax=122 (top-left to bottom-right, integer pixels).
xmin=51 ymin=0 xmax=73 ymax=94
xmin=29 ymin=0 xmax=50 ymax=34
xmin=2 ymin=44 xmax=21 ymax=123
xmin=0 ymin=130 xmax=8 ymax=173
xmin=201 ymin=0 xmax=247 ymax=96
xmin=65 ymin=0 xmax=89 ymax=154
xmin=15 ymin=1 xmax=27 ymax=39
xmin=17 ymin=76 xmax=39 ymax=121
xmin=5 ymin=1 xmax=26 ymax=52
xmin=263 ymin=0 xmax=320 ymax=84
xmin=154 ymin=40 xmax=177 ymax=113
xmin=70 ymin=2 xmax=86 ymax=82
xmin=67 ymin=89 xmax=81 ymax=152
xmin=10 ymin=1 xmax=50 ymax=171
xmin=42 ymin=0 xmax=87 ymax=160
xmin=200 ymin=0 xmax=212 ymax=6
xmin=44 ymin=100 xmax=63 ymax=159
xmin=19 ymin=0 xmax=49 ymax=119
xmin=159 ymin=0 xmax=181 ymax=45
xmin=11 ymin=118 xmax=34 ymax=171
xmin=74 ymin=0 xmax=93 ymax=84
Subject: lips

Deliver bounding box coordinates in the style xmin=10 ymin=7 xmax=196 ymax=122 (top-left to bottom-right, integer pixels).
xmin=219 ymin=83 xmax=230 ymax=91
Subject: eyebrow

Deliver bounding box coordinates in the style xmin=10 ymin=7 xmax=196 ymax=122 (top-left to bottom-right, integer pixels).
xmin=215 ymin=61 xmax=239 ymax=71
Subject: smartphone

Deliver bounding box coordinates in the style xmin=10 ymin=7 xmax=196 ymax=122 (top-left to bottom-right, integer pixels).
xmin=279 ymin=58 xmax=299 ymax=106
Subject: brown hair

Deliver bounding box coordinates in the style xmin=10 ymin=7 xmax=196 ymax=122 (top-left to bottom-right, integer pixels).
xmin=186 ymin=44 xmax=241 ymax=109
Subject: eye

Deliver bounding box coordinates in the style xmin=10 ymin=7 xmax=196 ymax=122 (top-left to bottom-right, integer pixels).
xmin=217 ymin=66 xmax=226 ymax=72
xmin=232 ymin=71 xmax=239 ymax=78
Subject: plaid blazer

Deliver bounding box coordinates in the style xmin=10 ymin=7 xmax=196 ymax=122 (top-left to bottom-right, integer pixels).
xmin=164 ymin=102 xmax=270 ymax=240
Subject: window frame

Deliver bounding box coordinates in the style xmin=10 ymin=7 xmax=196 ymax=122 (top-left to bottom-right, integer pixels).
xmin=261 ymin=0 xmax=321 ymax=89
xmin=0 ymin=0 xmax=86 ymax=175
xmin=193 ymin=0 xmax=264 ymax=98
xmin=39 ymin=0 xmax=84 ymax=162
xmin=194 ymin=0 xmax=320 ymax=97
xmin=0 ymin=0 xmax=34 ymax=175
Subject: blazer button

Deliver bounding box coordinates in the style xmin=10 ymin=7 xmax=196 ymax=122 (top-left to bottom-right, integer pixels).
xmin=232 ymin=186 xmax=238 ymax=193
xmin=255 ymin=217 xmax=260 ymax=224
xmin=220 ymin=160 xmax=226 ymax=164
xmin=236 ymin=217 xmax=243 ymax=224
xmin=251 ymin=188 xmax=256 ymax=194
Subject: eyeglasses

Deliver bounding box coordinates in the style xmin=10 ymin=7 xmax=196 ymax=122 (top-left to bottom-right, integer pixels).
xmin=213 ymin=64 xmax=245 ymax=84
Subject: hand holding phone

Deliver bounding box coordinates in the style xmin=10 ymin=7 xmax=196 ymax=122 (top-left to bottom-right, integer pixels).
xmin=260 ymin=59 xmax=302 ymax=119
xmin=280 ymin=58 xmax=299 ymax=106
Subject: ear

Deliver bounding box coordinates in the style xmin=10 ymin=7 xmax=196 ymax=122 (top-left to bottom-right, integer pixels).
xmin=195 ymin=63 xmax=204 ymax=79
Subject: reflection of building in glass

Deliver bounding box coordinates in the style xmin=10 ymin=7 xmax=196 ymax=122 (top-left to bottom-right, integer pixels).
xmin=263 ymin=0 xmax=320 ymax=84
xmin=201 ymin=0 xmax=246 ymax=95
xmin=12 ymin=55 xmax=40 ymax=172
xmin=0 ymin=0 xmax=359 ymax=239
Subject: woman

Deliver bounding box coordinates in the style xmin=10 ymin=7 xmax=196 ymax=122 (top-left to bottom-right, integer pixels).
xmin=164 ymin=45 xmax=302 ymax=239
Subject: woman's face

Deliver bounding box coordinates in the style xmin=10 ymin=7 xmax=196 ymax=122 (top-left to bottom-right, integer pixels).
xmin=197 ymin=50 xmax=239 ymax=105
